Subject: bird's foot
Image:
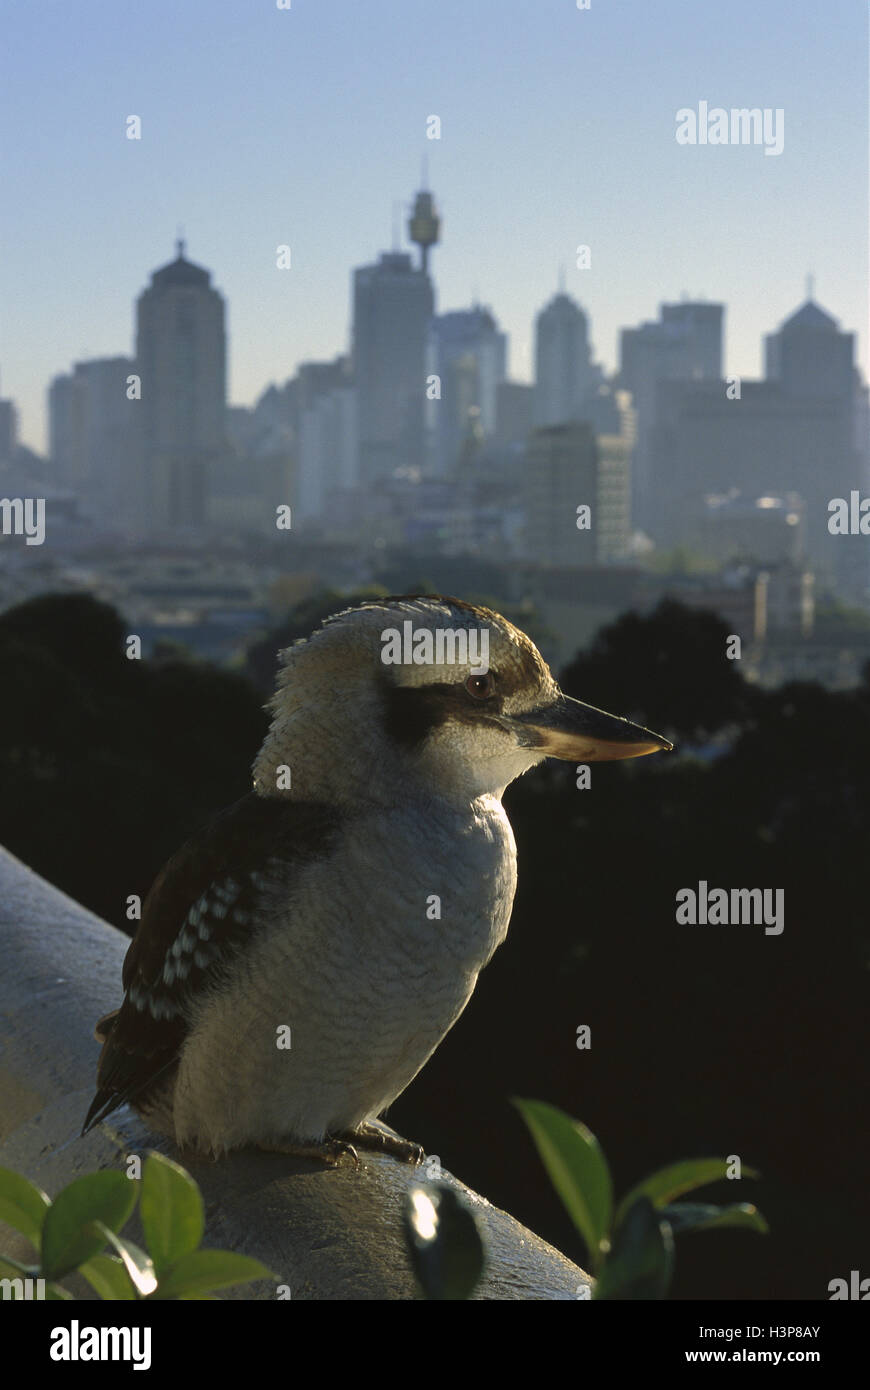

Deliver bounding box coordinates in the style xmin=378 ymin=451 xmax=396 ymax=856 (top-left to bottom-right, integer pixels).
xmin=336 ymin=1121 xmax=425 ymax=1165
xmin=257 ymin=1136 xmax=360 ymax=1169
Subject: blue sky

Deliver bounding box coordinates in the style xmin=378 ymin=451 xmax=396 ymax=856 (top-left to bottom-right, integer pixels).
xmin=2 ymin=0 xmax=867 ymax=452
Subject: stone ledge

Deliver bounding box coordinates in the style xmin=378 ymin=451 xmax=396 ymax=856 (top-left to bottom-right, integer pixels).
xmin=0 ymin=844 xmax=590 ymax=1300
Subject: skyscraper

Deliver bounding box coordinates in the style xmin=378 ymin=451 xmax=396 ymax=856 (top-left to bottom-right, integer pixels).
xmin=48 ymin=371 xmax=87 ymax=490
xmin=290 ymin=356 xmax=357 ymax=522
xmin=297 ymin=384 xmax=358 ymax=523
xmin=48 ymin=357 xmax=139 ymax=521
xmin=136 ymin=240 xmax=227 ymax=531
xmin=764 ymin=299 xmax=855 ymax=401
xmin=0 ymin=383 xmax=18 ymax=465
xmin=619 ymin=300 xmax=724 ymax=529
xmin=533 ymin=292 xmax=595 ymax=428
xmin=494 ymin=381 xmax=534 ymax=451
xmin=524 ymin=422 xmax=630 ymax=567
xmin=352 ymin=250 xmax=434 ymax=484
xmin=428 ymin=306 xmax=507 ymax=474
xmin=646 ymin=297 xmax=867 ymax=600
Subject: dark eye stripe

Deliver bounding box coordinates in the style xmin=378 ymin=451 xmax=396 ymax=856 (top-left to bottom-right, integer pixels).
xmin=380 ymin=674 xmax=506 ymax=747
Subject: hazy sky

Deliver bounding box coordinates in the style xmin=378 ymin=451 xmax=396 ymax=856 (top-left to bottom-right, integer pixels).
xmin=2 ymin=0 xmax=867 ymax=452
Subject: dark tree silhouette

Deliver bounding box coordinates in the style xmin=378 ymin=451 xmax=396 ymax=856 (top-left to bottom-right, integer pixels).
xmin=0 ymin=594 xmax=266 ymax=925
xmin=560 ymin=599 xmax=758 ymax=742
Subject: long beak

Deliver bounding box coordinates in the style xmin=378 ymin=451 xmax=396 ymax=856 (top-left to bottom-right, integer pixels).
xmin=509 ymin=694 xmax=673 ymax=762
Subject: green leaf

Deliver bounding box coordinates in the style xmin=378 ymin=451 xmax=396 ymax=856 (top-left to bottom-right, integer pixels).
xmin=660 ymin=1202 xmax=769 ymax=1237
xmin=616 ymin=1158 xmax=759 ymax=1226
xmin=140 ymin=1152 xmax=204 ymax=1274
xmin=78 ymin=1253 xmax=137 ymax=1301
xmin=40 ymin=1171 xmax=137 ymax=1281
xmin=150 ymin=1249 xmax=275 ymax=1300
xmin=88 ymin=1222 xmax=158 ymax=1297
xmin=594 ymin=1197 xmax=674 ymax=1300
xmin=513 ymin=1098 xmax=612 ymax=1270
xmin=0 ymin=1166 xmax=51 ymax=1249
xmin=43 ymin=1283 xmax=73 ymax=1300
xmin=403 ymin=1182 xmax=485 ymax=1301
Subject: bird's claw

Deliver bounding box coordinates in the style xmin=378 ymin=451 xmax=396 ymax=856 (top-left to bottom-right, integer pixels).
xmin=337 ymin=1124 xmax=425 ymax=1165
xmin=323 ymin=1138 xmax=360 ymax=1169
xmin=256 ymin=1135 xmax=359 ymax=1168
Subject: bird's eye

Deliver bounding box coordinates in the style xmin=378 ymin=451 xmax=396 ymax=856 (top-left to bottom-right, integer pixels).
xmin=465 ymin=672 xmax=494 ymax=700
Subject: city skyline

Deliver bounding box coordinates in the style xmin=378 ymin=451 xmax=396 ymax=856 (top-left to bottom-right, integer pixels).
xmin=3 ymin=0 xmax=866 ymax=453
xmin=8 ymin=223 xmax=866 ymax=464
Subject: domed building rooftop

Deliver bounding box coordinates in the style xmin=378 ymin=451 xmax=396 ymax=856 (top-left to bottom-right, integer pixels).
xmin=149 ymin=239 xmax=211 ymax=289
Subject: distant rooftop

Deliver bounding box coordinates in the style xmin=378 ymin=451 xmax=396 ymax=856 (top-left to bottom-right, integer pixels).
xmin=779 ymin=299 xmax=839 ymax=333
xmin=539 ymin=291 xmax=587 ymax=320
xmin=149 ymin=238 xmax=212 ymax=289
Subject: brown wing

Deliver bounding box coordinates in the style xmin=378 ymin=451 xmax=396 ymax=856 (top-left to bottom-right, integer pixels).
xmin=81 ymin=793 xmax=341 ymax=1134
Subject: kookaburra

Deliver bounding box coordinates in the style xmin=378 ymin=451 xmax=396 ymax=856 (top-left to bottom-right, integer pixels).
xmin=83 ymin=596 xmax=671 ymax=1164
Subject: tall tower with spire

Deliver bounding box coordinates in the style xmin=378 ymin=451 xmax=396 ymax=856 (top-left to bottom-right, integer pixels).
xmin=352 ymin=181 xmax=438 ymax=483
xmin=407 ymin=163 xmax=440 ymax=275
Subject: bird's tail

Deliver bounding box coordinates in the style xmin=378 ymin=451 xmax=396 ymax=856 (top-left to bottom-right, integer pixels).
xmin=81 ymin=1087 xmax=122 ymax=1136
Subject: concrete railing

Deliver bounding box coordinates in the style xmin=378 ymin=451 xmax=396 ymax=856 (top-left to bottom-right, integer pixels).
xmin=0 ymin=845 xmax=590 ymax=1300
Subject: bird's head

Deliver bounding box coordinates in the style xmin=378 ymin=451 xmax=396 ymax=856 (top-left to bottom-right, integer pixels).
xmin=253 ymin=595 xmax=672 ymax=804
